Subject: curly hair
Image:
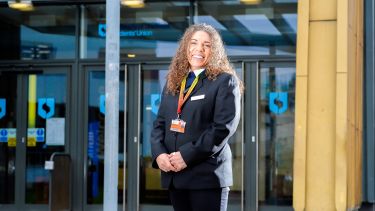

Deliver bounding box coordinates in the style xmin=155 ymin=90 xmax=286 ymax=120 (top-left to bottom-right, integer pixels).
xmin=166 ymin=23 xmax=243 ymax=95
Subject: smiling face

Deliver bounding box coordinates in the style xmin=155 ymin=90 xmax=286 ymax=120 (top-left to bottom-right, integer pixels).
xmin=187 ymin=30 xmax=212 ymax=71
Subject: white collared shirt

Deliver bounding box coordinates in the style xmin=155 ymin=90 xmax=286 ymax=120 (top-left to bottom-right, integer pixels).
xmin=191 ymin=68 xmax=205 ymax=77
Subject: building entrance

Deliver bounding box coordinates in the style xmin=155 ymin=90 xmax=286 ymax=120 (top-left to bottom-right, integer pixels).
xmin=82 ymin=60 xmax=295 ymax=211
xmin=0 ymin=66 xmax=70 ymax=211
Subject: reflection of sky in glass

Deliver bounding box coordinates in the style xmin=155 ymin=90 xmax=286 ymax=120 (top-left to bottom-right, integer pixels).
xmin=142 ymin=69 xmax=168 ymax=157
xmin=36 ymin=75 xmax=66 ymax=104
xmin=234 ymin=14 xmax=281 ymax=35
xmin=88 ymin=71 xmax=125 ymax=111
xmin=82 ymin=2 xmax=297 ymax=58
xmin=21 ymin=26 xmax=75 ymax=59
xmin=260 ymin=67 xmax=295 ymax=100
xmin=139 ymin=17 xmax=168 ymax=25
xmin=156 ymin=41 xmax=178 ymax=57
xmin=282 ymin=14 xmax=297 ymax=32
xmin=195 ymin=15 xmax=227 ymax=30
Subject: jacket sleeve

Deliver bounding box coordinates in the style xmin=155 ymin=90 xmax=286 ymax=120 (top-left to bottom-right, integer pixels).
xmin=179 ymin=74 xmax=241 ymax=166
xmin=150 ymin=86 xmax=169 ymax=169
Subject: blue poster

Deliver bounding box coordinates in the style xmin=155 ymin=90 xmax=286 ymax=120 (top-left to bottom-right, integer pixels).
xmin=38 ymin=98 xmax=55 ymax=119
xmin=269 ymin=92 xmax=288 ymax=115
xmin=88 ymin=122 xmax=99 ymax=198
xmin=0 ymin=99 xmax=5 ymax=119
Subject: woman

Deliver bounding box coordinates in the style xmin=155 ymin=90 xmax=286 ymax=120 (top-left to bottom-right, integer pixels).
xmin=151 ymin=23 xmax=242 ymax=211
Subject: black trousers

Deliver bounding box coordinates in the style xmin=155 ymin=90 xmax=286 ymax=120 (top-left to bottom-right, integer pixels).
xmin=169 ymin=185 xmax=230 ymax=211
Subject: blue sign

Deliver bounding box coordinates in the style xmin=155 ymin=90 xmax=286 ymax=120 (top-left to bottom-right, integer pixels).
xmin=98 ymin=23 xmax=153 ymax=38
xmin=38 ymin=98 xmax=55 ymax=119
xmin=0 ymin=99 xmax=6 ymax=119
xmin=269 ymin=92 xmax=288 ymax=115
xmin=100 ymin=95 xmax=105 ymax=115
xmin=0 ymin=129 xmax=7 ymax=142
xmin=151 ymin=94 xmax=161 ymax=115
xmin=36 ymin=128 xmax=44 ymax=142
xmin=98 ymin=23 xmax=106 ymax=37
xmin=88 ymin=122 xmax=99 ymax=197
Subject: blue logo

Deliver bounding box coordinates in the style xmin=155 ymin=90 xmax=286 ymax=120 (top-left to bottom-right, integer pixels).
xmin=98 ymin=23 xmax=106 ymax=37
xmin=100 ymin=95 xmax=105 ymax=115
xmin=151 ymin=94 xmax=161 ymax=115
xmin=269 ymin=92 xmax=288 ymax=114
xmin=38 ymin=98 xmax=55 ymax=119
xmin=0 ymin=99 xmax=6 ymax=119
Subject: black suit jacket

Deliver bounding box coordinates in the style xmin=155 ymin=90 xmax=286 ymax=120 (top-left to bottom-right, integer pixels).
xmin=151 ymin=71 xmax=241 ymax=189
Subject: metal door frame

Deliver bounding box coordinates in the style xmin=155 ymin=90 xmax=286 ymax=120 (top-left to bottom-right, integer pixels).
xmin=244 ymin=60 xmax=296 ymax=211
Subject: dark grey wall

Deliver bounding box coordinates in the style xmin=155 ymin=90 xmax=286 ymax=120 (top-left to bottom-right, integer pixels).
xmin=363 ymin=0 xmax=375 ymax=204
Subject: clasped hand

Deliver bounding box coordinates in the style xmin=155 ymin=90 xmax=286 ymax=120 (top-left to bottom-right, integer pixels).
xmin=156 ymin=152 xmax=187 ymax=172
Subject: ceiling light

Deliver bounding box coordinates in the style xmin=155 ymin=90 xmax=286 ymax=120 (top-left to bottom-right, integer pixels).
xmin=127 ymin=54 xmax=136 ymax=58
xmin=8 ymin=0 xmax=34 ymax=11
xmin=121 ymin=0 xmax=145 ymax=8
xmin=240 ymin=0 xmax=262 ymax=5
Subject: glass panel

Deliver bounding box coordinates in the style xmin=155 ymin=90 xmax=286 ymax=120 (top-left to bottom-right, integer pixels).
xmin=140 ymin=65 xmax=243 ymax=210
xmin=0 ymin=6 xmax=76 ymax=60
xmin=81 ymin=2 xmax=189 ymax=59
xmin=140 ymin=67 xmax=169 ymax=210
xmin=228 ymin=64 xmax=243 ymax=211
xmin=258 ymin=64 xmax=295 ymax=209
xmin=86 ymin=71 xmax=125 ymax=205
xmin=26 ymin=73 xmax=67 ymax=204
xmin=196 ymin=1 xmax=297 ymax=56
xmin=0 ymin=72 xmax=17 ymax=204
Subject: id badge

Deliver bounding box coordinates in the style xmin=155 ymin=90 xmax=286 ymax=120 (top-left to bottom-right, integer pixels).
xmin=170 ymin=119 xmax=186 ymax=133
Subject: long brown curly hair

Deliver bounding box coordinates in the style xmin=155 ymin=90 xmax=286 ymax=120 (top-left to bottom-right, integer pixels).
xmin=166 ymin=23 xmax=243 ymax=95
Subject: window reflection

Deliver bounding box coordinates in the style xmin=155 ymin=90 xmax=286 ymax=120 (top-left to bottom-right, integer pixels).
xmin=196 ymin=0 xmax=297 ymax=56
xmin=86 ymin=71 xmax=125 ymax=205
xmin=26 ymin=74 xmax=67 ymax=204
xmin=81 ymin=2 xmax=189 ymax=59
xmin=0 ymin=73 xmax=17 ymax=204
xmin=140 ymin=68 xmax=169 ymax=209
xmin=259 ymin=66 xmax=295 ymax=207
xmin=0 ymin=6 xmax=76 ymax=60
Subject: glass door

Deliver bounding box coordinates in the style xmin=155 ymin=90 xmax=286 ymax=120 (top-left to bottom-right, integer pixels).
xmin=245 ymin=61 xmax=296 ymax=211
xmin=138 ymin=63 xmax=244 ymax=211
xmin=83 ymin=66 xmax=126 ymax=211
xmin=0 ymin=67 xmax=69 ymax=211
xmin=257 ymin=62 xmax=295 ymax=211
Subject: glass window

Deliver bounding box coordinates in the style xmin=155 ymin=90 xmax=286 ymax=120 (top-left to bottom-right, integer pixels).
xmin=26 ymin=73 xmax=67 ymax=204
xmin=86 ymin=70 xmax=126 ymax=205
xmin=0 ymin=72 xmax=17 ymax=204
xmin=196 ymin=0 xmax=297 ymax=56
xmin=258 ymin=64 xmax=295 ymax=208
xmin=81 ymin=2 xmax=190 ymax=59
xmin=0 ymin=6 xmax=76 ymax=60
xmin=140 ymin=66 xmax=169 ymax=210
